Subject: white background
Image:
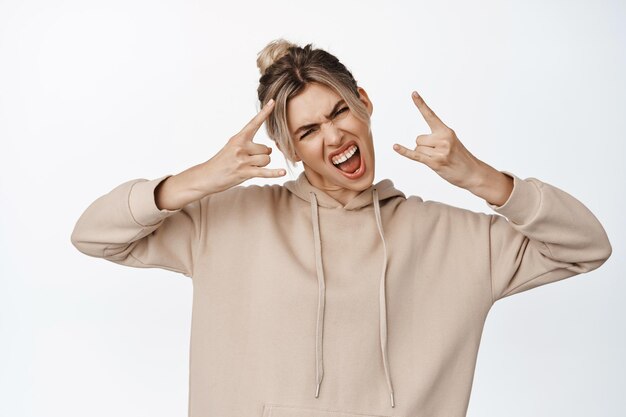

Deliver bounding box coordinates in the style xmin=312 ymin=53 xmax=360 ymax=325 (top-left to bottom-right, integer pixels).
xmin=1 ymin=0 xmax=624 ymax=416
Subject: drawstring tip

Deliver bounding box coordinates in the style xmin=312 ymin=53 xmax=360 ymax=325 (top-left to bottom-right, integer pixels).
xmin=315 ymin=382 xmax=320 ymax=398
xmin=390 ymin=391 xmax=395 ymax=408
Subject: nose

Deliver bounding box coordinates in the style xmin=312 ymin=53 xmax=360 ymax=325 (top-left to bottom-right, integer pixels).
xmin=322 ymin=120 xmax=344 ymax=146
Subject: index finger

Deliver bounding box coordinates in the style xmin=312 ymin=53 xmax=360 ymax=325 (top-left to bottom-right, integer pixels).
xmin=241 ymin=98 xmax=275 ymax=137
xmin=411 ymin=91 xmax=448 ymax=132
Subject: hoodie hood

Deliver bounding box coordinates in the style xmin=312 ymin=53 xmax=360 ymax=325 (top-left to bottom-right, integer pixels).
xmin=284 ymin=171 xmax=405 ymax=210
xmin=284 ymin=172 xmax=406 ymax=408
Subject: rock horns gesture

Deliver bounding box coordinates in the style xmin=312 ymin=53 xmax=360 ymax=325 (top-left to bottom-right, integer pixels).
xmin=393 ymin=91 xmax=484 ymax=190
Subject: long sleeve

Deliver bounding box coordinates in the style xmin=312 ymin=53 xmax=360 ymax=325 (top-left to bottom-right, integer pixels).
xmin=70 ymin=174 xmax=204 ymax=278
xmin=486 ymin=171 xmax=612 ymax=303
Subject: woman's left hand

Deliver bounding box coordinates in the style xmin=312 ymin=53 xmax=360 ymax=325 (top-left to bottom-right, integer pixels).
xmin=393 ymin=91 xmax=485 ymax=190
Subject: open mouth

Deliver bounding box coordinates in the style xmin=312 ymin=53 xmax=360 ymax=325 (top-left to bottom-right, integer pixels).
xmin=330 ymin=143 xmax=365 ymax=178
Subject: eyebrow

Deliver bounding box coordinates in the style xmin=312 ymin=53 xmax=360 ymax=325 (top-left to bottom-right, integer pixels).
xmin=293 ymin=99 xmax=346 ymax=136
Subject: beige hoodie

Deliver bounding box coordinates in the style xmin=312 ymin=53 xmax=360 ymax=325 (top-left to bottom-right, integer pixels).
xmin=71 ymin=170 xmax=612 ymax=417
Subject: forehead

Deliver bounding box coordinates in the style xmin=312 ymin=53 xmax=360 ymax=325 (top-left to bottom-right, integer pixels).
xmin=286 ymin=83 xmax=342 ymax=130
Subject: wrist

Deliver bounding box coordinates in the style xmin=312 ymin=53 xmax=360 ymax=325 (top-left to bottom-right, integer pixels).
xmin=155 ymin=167 xmax=206 ymax=210
xmin=154 ymin=176 xmax=180 ymax=211
xmin=468 ymin=162 xmax=514 ymax=207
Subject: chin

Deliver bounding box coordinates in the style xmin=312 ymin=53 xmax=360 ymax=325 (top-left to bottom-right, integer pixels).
xmin=342 ymin=169 xmax=374 ymax=193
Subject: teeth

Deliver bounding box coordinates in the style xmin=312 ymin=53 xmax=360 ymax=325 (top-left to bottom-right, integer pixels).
xmin=332 ymin=145 xmax=358 ymax=165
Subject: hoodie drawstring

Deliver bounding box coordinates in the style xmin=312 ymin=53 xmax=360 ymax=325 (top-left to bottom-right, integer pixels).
xmin=373 ymin=188 xmax=395 ymax=408
xmin=308 ymin=189 xmax=395 ymax=408
xmin=309 ymin=191 xmax=326 ymax=399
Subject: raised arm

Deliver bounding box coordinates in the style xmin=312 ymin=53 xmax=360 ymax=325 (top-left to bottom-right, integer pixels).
xmin=70 ymin=98 xmax=285 ymax=277
xmin=485 ymin=170 xmax=612 ymax=302
xmin=70 ymin=174 xmax=203 ymax=277
xmin=394 ymin=90 xmax=612 ymax=302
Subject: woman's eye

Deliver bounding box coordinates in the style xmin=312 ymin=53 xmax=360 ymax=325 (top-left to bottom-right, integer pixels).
xmin=300 ymin=108 xmax=348 ymax=140
xmin=300 ymin=127 xmax=317 ymax=140
xmin=335 ymin=106 xmax=349 ymax=116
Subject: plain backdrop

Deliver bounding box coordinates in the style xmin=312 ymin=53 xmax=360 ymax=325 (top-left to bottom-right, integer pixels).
xmin=1 ymin=0 xmax=624 ymax=416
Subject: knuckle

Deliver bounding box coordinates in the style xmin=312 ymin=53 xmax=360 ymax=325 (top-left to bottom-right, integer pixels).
xmin=234 ymin=144 xmax=247 ymax=156
xmin=235 ymin=159 xmax=246 ymax=170
xmin=235 ymin=153 xmax=248 ymax=166
xmin=236 ymin=171 xmax=248 ymax=182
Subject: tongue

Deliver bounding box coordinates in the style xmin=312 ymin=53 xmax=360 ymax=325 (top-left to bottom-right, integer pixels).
xmin=336 ymin=149 xmax=361 ymax=174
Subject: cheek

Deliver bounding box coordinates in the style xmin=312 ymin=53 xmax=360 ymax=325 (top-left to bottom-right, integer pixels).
xmin=340 ymin=115 xmax=366 ymax=133
xmin=295 ymin=141 xmax=321 ymax=162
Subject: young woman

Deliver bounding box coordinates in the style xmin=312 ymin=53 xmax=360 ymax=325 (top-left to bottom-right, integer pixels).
xmin=71 ymin=39 xmax=612 ymax=417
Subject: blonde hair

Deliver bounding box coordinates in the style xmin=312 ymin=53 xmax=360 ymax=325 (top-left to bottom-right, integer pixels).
xmin=256 ymin=39 xmax=370 ymax=171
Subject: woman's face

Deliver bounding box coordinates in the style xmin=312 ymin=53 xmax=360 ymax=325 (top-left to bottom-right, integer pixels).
xmin=285 ymin=82 xmax=375 ymax=201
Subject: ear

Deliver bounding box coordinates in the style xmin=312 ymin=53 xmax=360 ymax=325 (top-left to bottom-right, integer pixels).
xmin=292 ymin=147 xmax=302 ymax=162
xmin=357 ymin=86 xmax=373 ymax=117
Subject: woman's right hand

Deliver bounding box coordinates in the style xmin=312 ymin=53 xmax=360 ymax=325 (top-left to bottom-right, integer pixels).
xmin=201 ymin=98 xmax=285 ymax=194
xmin=155 ymin=99 xmax=286 ymax=210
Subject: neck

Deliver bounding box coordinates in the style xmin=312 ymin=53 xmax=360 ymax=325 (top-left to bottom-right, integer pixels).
xmin=303 ymin=171 xmax=364 ymax=206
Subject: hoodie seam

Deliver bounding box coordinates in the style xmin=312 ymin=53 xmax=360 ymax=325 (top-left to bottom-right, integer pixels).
xmin=488 ymin=215 xmax=496 ymax=305
xmin=103 ymin=228 xmax=146 ymax=258
xmin=264 ymin=403 xmax=400 ymax=417
xmin=501 ymin=265 xmax=571 ymax=299
xmin=193 ymin=195 xmax=207 ymax=279
xmin=127 ymin=180 xmax=146 ymax=227
xmin=127 ymin=252 xmax=189 ymax=276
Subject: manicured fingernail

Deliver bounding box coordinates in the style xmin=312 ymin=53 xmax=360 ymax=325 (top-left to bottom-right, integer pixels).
xmin=412 ymin=91 xmax=419 ymax=98
xmin=267 ymin=98 xmax=275 ymax=106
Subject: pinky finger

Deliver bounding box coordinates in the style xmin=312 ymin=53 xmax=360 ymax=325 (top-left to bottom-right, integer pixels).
xmin=393 ymin=143 xmax=430 ymax=164
xmin=393 ymin=143 xmax=417 ymax=160
xmin=254 ymin=168 xmax=286 ymax=178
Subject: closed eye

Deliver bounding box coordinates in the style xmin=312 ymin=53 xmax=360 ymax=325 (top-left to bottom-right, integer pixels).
xmin=299 ymin=107 xmax=350 ymax=140
xmin=300 ymin=127 xmax=317 ymax=140
xmin=335 ymin=106 xmax=349 ymax=116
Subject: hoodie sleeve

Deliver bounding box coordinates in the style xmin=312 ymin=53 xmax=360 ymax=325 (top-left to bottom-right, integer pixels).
xmin=70 ymin=174 xmax=204 ymax=278
xmin=486 ymin=171 xmax=612 ymax=303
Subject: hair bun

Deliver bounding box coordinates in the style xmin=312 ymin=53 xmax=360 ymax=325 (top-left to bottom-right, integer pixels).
xmin=256 ymin=38 xmax=298 ymax=76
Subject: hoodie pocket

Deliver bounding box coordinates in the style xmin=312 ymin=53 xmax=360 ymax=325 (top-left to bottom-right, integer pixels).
xmin=262 ymin=403 xmax=400 ymax=417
